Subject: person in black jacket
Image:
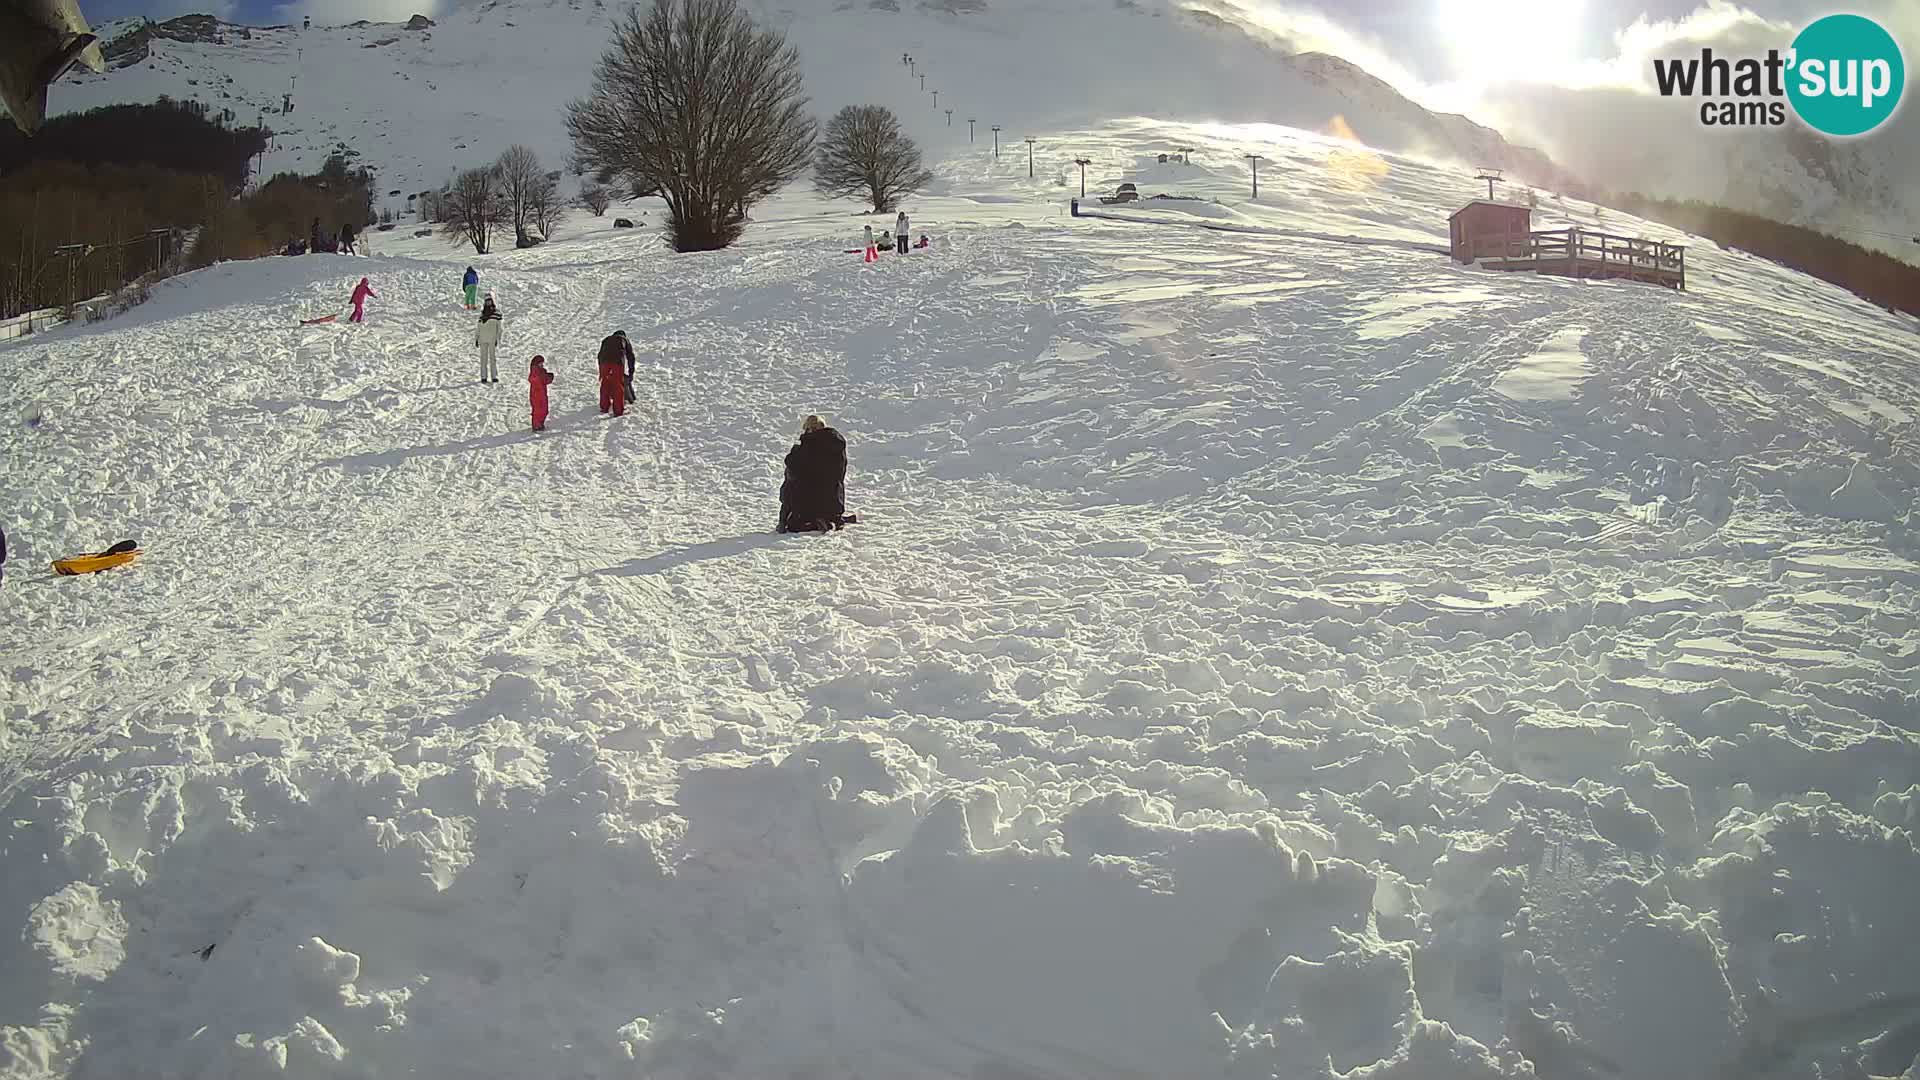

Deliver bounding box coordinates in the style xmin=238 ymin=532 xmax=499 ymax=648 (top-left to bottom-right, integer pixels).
xmin=338 ymin=222 xmax=358 ymax=256
xmin=778 ymin=415 xmax=851 ymax=532
xmin=597 ymin=330 xmax=636 ymax=416
xmin=0 ymin=522 xmax=8 ymax=586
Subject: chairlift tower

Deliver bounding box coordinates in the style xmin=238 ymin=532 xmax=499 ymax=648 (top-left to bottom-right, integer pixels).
xmin=1245 ymin=154 xmax=1267 ymax=198
xmin=1475 ymin=167 xmax=1503 ymax=201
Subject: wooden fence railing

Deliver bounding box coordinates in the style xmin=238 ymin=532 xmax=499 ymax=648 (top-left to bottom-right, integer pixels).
xmin=1469 ymin=227 xmax=1685 ymax=289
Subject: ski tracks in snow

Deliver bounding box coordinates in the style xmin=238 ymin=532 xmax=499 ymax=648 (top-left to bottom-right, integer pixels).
xmin=3 ymin=137 xmax=1920 ymax=1080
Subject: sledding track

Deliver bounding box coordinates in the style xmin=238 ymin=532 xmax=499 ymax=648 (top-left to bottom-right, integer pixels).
xmin=3 ymin=121 xmax=1920 ymax=1080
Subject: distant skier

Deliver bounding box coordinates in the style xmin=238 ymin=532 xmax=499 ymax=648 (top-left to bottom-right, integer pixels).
xmin=528 ymin=355 xmax=553 ymax=431
xmin=0 ymin=522 xmax=8 ymax=587
xmin=338 ymin=222 xmax=357 ymax=256
xmin=475 ymin=293 xmax=503 ymax=383
xmin=348 ymin=276 xmax=376 ymax=323
xmin=778 ymin=415 xmax=852 ymax=533
xmin=895 ymin=210 xmax=909 ymax=254
xmin=309 ymin=216 xmax=324 ymax=253
xmin=862 ymin=224 xmax=877 ymax=263
xmin=462 ymin=266 xmax=479 ymax=309
xmin=597 ymin=330 xmax=635 ymax=417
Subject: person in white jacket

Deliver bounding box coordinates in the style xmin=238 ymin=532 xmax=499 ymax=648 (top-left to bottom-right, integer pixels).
xmin=475 ymin=292 xmax=504 ymax=384
xmin=894 ymin=210 xmax=909 ymax=254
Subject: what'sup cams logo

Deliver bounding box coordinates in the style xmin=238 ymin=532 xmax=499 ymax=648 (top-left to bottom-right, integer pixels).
xmin=1654 ymin=13 xmax=1905 ymax=136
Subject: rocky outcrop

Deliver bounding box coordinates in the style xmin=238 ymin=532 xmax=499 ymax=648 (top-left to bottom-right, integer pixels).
xmin=152 ymin=14 xmax=225 ymax=44
xmin=101 ymin=24 xmax=153 ymax=69
xmin=406 ymin=15 xmax=436 ymax=30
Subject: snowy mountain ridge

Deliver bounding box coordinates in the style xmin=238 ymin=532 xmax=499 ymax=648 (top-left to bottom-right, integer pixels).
xmin=53 ymin=0 xmax=1912 ymax=245
xmin=56 ymin=0 xmax=1586 ymax=218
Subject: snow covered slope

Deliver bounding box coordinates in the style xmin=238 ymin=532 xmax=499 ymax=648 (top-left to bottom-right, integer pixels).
xmin=53 ymin=0 xmax=1578 ymax=219
xmin=3 ymin=118 xmax=1919 ymax=1080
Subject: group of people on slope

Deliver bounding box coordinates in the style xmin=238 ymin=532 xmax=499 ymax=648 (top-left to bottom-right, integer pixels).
xmin=454 ymin=267 xmax=633 ymax=429
xmin=286 ymin=217 xmax=363 ymax=257
xmin=864 ymin=210 xmax=929 ymax=262
xmin=325 ymin=270 xmax=856 ymax=534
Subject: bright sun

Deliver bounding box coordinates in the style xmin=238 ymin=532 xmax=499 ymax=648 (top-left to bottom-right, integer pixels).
xmin=1437 ymin=0 xmax=1587 ymax=82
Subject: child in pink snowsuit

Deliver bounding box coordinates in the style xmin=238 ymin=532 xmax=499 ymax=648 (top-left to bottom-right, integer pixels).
xmin=529 ymin=355 xmax=553 ymax=431
xmin=349 ymin=277 xmax=376 ymax=323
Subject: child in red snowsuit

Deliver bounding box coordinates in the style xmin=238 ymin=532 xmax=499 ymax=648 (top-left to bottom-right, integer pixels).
xmin=529 ymin=355 xmax=553 ymax=431
xmin=349 ymin=277 xmax=376 ymax=323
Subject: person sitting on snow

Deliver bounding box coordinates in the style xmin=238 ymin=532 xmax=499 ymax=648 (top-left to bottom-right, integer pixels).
xmin=777 ymin=415 xmax=853 ymax=533
xmin=914 ymin=234 xmax=930 ymax=249
xmin=877 ymin=230 xmax=892 ymax=251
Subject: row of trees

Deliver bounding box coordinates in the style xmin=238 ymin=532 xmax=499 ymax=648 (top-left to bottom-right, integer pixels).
xmin=191 ymin=152 xmax=378 ymax=267
xmin=0 ymin=161 xmax=210 ymax=318
xmin=1604 ymin=192 xmax=1920 ymax=320
xmin=0 ymin=103 xmax=367 ymax=318
xmin=0 ymin=97 xmax=268 ymax=195
xmin=438 ymin=145 xmax=566 ymax=254
xmin=566 ymin=0 xmax=930 ymax=252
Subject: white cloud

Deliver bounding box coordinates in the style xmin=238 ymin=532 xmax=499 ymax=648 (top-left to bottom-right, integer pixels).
xmin=103 ymin=0 xmax=238 ymax=18
xmin=1451 ymin=1 xmax=1919 ymax=249
xmin=271 ymin=0 xmax=439 ymax=24
xmin=1208 ymin=0 xmax=1433 ymax=102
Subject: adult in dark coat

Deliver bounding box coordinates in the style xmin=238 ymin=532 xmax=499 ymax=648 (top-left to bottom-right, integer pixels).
xmin=778 ymin=415 xmax=849 ymax=533
xmin=596 ymin=330 xmax=636 ymax=416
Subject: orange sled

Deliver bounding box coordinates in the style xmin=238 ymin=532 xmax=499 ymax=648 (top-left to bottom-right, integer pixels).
xmin=54 ymin=540 xmax=140 ymax=575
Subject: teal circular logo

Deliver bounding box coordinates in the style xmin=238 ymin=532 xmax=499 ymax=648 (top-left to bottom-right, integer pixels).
xmin=1787 ymin=14 xmax=1905 ymax=136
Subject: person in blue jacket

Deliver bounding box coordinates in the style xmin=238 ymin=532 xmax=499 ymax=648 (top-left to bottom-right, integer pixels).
xmin=462 ymin=266 xmax=480 ymax=310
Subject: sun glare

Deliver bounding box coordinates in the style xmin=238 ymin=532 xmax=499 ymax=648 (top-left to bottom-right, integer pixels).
xmin=1437 ymin=0 xmax=1586 ymax=82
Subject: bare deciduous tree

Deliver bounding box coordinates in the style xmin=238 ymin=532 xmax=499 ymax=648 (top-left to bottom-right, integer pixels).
xmin=579 ymin=183 xmax=612 ymax=216
xmin=566 ymin=0 xmax=816 ymax=252
xmin=440 ymin=166 xmax=507 ymax=254
xmin=528 ymin=171 xmax=564 ymax=240
xmin=495 ymin=144 xmax=546 ymax=248
xmin=814 ymin=105 xmax=932 ymax=213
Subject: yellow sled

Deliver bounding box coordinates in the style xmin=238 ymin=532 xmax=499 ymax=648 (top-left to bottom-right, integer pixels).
xmin=53 ymin=541 xmax=140 ymax=576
